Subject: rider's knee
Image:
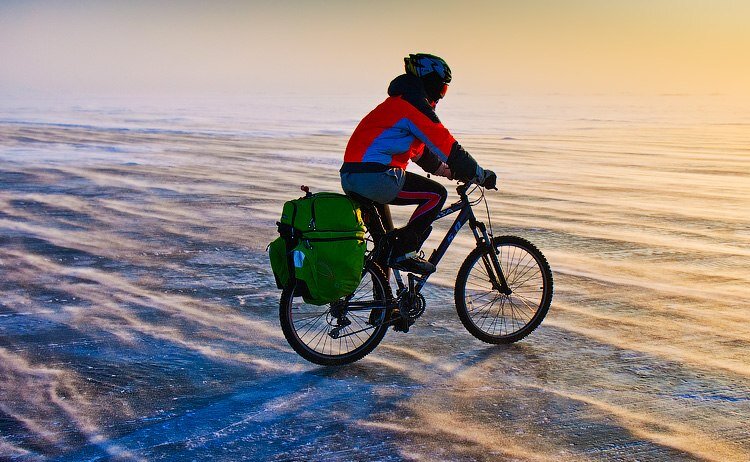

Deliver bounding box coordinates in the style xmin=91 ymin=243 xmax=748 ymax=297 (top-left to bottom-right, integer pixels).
xmin=436 ymin=183 xmax=448 ymax=205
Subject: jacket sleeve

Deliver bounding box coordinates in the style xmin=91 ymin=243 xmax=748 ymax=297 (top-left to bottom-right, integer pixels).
xmin=413 ymin=146 xmax=442 ymax=173
xmin=396 ymin=97 xmax=482 ymax=181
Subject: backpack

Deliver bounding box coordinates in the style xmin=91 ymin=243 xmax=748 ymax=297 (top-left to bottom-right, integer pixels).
xmin=268 ymin=190 xmax=367 ymax=305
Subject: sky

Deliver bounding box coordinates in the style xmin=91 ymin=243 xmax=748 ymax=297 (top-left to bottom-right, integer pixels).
xmin=1 ymin=0 xmax=749 ymax=98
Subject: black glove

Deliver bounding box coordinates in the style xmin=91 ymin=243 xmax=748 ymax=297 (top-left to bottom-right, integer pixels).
xmin=480 ymin=170 xmax=497 ymax=189
xmin=446 ymin=142 xmax=479 ymax=182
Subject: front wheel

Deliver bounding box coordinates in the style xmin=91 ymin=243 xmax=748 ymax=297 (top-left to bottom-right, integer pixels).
xmin=455 ymin=236 xmax=553 ymax=344
xmin=280 ymin=263 xmax=391 ymax=366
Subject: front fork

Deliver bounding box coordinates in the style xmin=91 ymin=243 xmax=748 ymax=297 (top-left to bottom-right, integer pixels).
xmin=473 ymin=221 xmax=512 ymax=295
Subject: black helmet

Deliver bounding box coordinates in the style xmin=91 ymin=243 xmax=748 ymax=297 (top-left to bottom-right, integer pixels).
xmin=404 ymin=53 xmax=452 ymax=83
xmin=404 ymin=53 xmax=452 ymax=102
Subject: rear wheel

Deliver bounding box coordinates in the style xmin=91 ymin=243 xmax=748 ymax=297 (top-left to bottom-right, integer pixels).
xmin=455 ymin=236 xmax=553 ymax=344
xmin=280 ymin=263 xmax=391 ymax=365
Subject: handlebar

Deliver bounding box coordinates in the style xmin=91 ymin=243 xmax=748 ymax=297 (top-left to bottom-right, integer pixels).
xmin=456 ymin=181 xmax=472 ymax=196
xmin=456 ymin=177 xmax=498 ymax=196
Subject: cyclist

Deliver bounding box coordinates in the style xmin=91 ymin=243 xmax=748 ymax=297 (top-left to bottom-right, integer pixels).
xmin=340 ymin=53 xmax=496 ymax=274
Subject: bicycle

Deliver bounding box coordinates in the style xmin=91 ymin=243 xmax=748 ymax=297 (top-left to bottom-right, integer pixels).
xmin=279 ymin=180 xmax=553 ymax=366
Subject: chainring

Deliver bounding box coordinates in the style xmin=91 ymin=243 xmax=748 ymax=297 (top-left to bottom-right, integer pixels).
xmin=399 ymin=291 xmax=426 ymax=321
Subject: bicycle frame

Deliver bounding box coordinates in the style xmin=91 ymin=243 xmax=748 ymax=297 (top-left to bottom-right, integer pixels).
xmin=396 ymin=184 xmax=511 ymax=295
xmin=345 ymin=184 xmax=511 ymax=314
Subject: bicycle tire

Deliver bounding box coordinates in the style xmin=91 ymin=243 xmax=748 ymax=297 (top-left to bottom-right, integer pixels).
xmin=455 ymin=235 xmax=553 ymax=344
xmin=280 ymin=263 xmax=391 ymax=365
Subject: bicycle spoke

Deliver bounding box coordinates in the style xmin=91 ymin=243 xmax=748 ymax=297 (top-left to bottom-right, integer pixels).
xmin=470 ymin=294 xmax=502 ymax=330
xmin=466 ymin=287 xmax=496 ymax=303
xmin=296 ymin=312 xmax=329 ymax=337
xmin=478 ymin=294 xmax=506 ymax=335
xmin=508 ymin=296 xmax=532 ymax=323
xmin=484 ymin=298 xmax=505 ymax=333
xmin=310 ymin=324 xmax=330 ymax=352
xmin=294 ymin=312 xmax=330 ymax=323
xmin=468 ymin=292 xmax=500 ymax=314
xmin=513 ymin=292 xmax=541 ymax=313
xmin=509 ymin=260 xmax=538 ymax=287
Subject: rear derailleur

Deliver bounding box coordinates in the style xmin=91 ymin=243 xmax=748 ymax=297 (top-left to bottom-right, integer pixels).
xmin=328 ymin=299 xmax=351 ymax=339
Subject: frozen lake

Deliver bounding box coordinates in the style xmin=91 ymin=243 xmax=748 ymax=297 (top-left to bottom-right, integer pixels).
xmin=1 ymin=95 xmax=749 ymax=460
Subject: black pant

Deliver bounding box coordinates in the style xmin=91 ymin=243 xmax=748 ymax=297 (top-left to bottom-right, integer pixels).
xmin=374 ymin=172 xmax=447 ymax=256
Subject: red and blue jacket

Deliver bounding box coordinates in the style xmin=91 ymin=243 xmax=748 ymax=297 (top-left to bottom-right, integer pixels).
xmin=340 ymin=74 xmax=477 ymax=180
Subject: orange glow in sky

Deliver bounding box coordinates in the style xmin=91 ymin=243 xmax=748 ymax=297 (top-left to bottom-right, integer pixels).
xmin=1 ymin=1 xmax=748 ymax=97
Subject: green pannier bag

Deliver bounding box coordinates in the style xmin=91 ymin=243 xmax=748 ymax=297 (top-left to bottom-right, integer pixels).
xmin=269 ymin=191 xmax=366 ymax=305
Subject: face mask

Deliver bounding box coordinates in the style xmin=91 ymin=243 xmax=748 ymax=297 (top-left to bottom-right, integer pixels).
xmin=439 ymin=83 xmax=449 ymax=99
xmin=423 ymin=74 xmax=448 ymax=103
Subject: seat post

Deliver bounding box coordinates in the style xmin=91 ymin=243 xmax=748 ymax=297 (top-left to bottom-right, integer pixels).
xmin=346 ymin=192 xmax=387 ymax=238
xmin=345 ymin=192 xmax=392 ymax=282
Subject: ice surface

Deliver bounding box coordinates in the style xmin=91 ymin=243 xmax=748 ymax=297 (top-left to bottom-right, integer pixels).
xmin=1 ymin=95 xmax=749 ymax=460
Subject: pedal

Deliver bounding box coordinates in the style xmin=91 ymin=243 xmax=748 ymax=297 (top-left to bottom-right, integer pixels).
xmin=392 ymin=318 xmax=411 ymax=333
xmin=389 ymin=308 xmax=414 ymax=333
